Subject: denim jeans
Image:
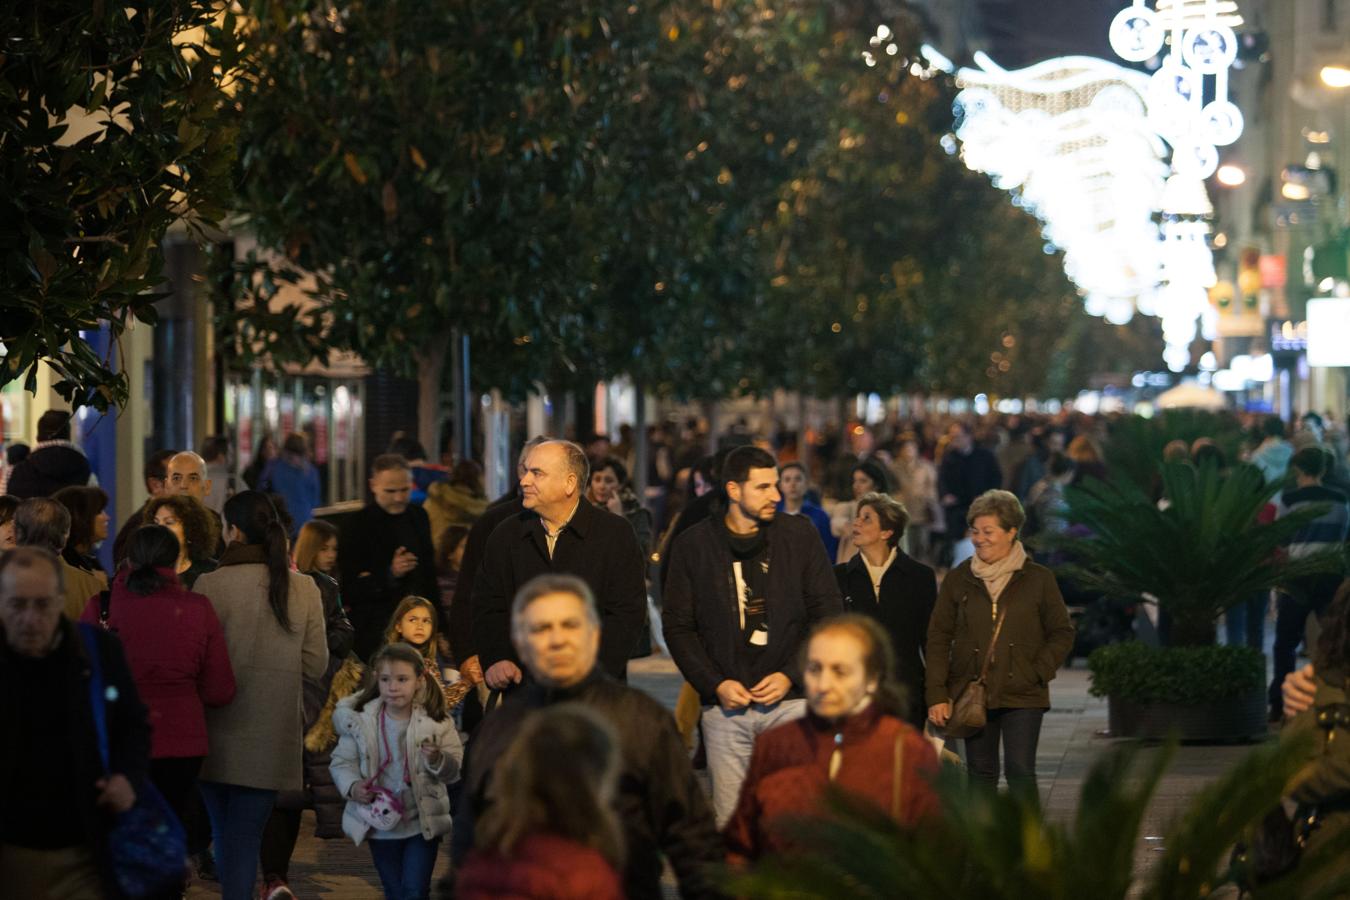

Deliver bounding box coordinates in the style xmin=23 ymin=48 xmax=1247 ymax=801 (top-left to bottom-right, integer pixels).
xmin=1224 ymin=591 xmax=1268 ymax=650
xmin=701 ymin=698 xmax=807 ymax=825
xmin=197 ymin=781 xmax=278 ymax=900
xmin=963 ymin=707 xmax=1046 ymax=794
xmin=368 ymin=834 xmax=441 ymax=900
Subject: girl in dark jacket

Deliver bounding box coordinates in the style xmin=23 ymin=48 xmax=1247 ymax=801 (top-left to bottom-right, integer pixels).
xmin=834 ymin=492 xmax=937 ymax=730
xmin=458 ymin=705 xmax=625 ymax=900
xmin=78 ymin=524 xmax=236 ymax=897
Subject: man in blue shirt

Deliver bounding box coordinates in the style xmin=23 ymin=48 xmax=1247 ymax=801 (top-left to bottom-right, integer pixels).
xmin=776 ymin=462 xmax=837 ymax=559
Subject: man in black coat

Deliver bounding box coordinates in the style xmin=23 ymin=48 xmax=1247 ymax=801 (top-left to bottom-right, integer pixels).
xmin=662 ymin=445 xmax=843 ymax=824
xmin=474 ymin=440 xmax=646 ymax=690
xmin=938 ymin=423 xmax=1003 ymax=550
xmin=0 ymin=546 xmax=152 ymax=897
xmin=833 ymin=493 xmax=937 ymax=730
xmin=339 ymin=454 xmax=439 ymax=659
xmin=451 ymin=574 xmax=723 ymax=900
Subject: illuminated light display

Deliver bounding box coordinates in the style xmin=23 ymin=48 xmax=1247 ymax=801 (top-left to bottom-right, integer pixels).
xmin=955 ymin=1 xmax=1242 ymax=369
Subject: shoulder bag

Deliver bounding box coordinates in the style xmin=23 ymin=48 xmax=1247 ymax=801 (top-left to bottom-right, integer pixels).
xmin=944 ymin=607 xmax=1008 ymax=739
xmin=78 ymin=624 xmax=188 ymax=898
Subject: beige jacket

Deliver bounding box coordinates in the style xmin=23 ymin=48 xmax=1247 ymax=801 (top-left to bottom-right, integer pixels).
xmin=196 ymin=562 xmax=328 ymax=790
xmin=62 ymin=561 xmax=108 ymax=621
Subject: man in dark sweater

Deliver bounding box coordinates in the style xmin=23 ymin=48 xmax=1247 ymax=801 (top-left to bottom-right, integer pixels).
xmin=0 ymin=546 xmax=151 ymax=896
xmin=5 ymin=410 xmax=93 ymax=499
xmin=339 ymin=454 xmax=439 ymax=659
xmin=474 ymin=440 xmax=646 ymax=692
xmin=662 ymin=445 xmax=843 ymax=824
xmin=452 ymin=574 xmax=722 ymax=900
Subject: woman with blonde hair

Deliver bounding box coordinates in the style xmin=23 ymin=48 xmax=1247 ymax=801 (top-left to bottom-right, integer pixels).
xmin=457 ymin=705 xmax=624 ymax=900
xmin=925 ymin=490 xmax=1075 ymax=793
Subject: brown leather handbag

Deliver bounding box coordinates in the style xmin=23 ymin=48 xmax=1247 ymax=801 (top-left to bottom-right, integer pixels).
xmin=944 ymin=607 xmax=1008 ymax=739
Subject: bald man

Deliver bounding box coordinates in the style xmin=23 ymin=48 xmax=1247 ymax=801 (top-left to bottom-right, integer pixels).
xmin=166 ymin=452 xmax=213 ymax=502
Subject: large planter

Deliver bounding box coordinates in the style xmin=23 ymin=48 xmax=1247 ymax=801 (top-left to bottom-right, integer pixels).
xmin=1107 ymin=690 xmax=1268 ymax=742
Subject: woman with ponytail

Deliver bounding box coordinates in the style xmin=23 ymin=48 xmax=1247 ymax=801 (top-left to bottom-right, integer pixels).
xmin=194 ymin=491 xmax=329 ymax=900
xmin=79 ymin=524 xmax=236 ymax=899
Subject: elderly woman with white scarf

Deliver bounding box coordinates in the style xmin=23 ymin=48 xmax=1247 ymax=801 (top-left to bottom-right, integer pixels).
xmin=923 ymin=490 xmax=1075 ymax=792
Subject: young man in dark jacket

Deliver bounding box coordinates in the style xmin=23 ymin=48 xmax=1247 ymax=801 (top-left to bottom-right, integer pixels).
xmin=662 ymin=445 xmax=843 ymax=824
xmin=453 ymin=574 xmax=723 ymax=900
xmin=339 ymin=454 xmax=439 ymax=659
xmin=0 ymin=546 xmax=152 ymax=897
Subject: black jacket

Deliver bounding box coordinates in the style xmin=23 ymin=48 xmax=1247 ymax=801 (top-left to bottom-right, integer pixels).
xmin=834 ymin=551 xmax=937 ymax=729
xmin=937 ymin=447 xmax=1002 ymax=533
xmin=474 ymin=499 xmax=646 ymax=681
xmin=452 ymin=668 xmax=723 ymax=900
xmin=338 ymin=502 xmax=439 ymax=660
xmin=450 ymin=493 xmax=523 ymax=663
xmin=662 ymin=506 xmax=843 ymax=705
xmin=5 ymin=442 xmax=91 ymax=499
xmin=0 ymin=618 xmax=151 ymax=899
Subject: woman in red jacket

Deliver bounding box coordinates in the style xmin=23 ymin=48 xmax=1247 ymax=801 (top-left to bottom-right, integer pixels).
xmin=724 ymin=614 xmax=940 ymax=862
xmin=80 ymin=525 xmax=236 ymax=856
xmin=457 ymin=705 xmax=625 ymax=900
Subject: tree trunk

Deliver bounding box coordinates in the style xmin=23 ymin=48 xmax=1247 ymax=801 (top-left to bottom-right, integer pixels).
xmin=416 ymin=335 xmax=449 ymax=463
xmin=634 ymin=379 xmax=649 ymax=500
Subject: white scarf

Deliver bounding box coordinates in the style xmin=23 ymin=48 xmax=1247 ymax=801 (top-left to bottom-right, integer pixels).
xmin=970 ymin=541 xmax=1027 ymax=619
xmin=862 ymin=548 xmax=897 ymax=598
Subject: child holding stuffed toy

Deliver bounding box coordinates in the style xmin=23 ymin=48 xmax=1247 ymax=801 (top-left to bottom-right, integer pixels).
xmin=330 ymin=642 xmax=462 ymax=899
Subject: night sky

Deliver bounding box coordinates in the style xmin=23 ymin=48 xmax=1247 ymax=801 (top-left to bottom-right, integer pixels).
xmin=975 ymin=0 xmax=1119 ymax=68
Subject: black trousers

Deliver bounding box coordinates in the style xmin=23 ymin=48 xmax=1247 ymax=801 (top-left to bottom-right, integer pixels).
xmin=963 ymin=707 xmax=1045 ymax=794
xmin=147 ymin=755 xmax=204 ymax=899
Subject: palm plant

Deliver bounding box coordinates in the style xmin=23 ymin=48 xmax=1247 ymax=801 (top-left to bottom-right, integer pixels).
xmin=730 ymin=733 xmax=1350 ymax=899
xmin=1102 ymin=411 xmax=1247 ymax=495
xmin=1043 ymin=462 xmax=1341 ymax=647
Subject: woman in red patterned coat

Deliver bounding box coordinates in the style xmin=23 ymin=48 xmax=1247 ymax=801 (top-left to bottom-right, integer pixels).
xmin=724 ymin=614 xmax=940 ymax=862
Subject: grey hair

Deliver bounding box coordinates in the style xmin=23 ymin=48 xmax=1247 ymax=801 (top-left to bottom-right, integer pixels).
xmin=0 ymin=545 xmax=65 ymax=597
xmin=518 ymin=435 xmax=552 ymax=469
xmin=14 ymin=498 xmax=72 ymax=554
xmin=537 ymin=440 xmax=590 ymax=490
xmin=511 ymin=573 xmax=600 ymax=640
xmin=967 ymin=489 xmax=1026 ymax=533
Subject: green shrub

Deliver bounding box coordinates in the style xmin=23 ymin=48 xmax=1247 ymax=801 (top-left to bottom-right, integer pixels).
xmin=1087 ymin=641 xmax=1265 ymax=704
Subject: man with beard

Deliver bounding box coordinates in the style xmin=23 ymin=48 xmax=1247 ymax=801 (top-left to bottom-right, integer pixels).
xmin=662 ymin=445 xmax=842 ymax=824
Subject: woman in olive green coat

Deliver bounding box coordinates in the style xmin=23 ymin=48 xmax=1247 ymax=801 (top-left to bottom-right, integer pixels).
xmin=925 ymin=490 xmax=1075 ymax=792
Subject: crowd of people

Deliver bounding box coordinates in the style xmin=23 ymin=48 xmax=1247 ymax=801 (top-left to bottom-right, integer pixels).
xmin=7 ymin=401 xmax=1350 ymax=899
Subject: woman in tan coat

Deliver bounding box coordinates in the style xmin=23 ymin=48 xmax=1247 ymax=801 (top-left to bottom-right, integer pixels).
xmin=194 ymin=491 xmax=328 ymax=900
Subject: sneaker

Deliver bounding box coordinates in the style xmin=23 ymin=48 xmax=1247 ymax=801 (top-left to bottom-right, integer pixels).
xmin=260 ymin=877 xmax=296 ymax=900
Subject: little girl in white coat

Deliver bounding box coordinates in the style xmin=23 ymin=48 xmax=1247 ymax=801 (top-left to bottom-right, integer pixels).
xmin=331 ymin=642 xmax=463 ymax=900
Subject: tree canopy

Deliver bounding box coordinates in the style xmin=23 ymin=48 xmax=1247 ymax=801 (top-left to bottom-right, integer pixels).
xmin=1 ymin=2 xmax=240 ymax=410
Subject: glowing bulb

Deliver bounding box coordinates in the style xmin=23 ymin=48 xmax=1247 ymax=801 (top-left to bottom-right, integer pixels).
xmin=1215 ymin=164 xmax=1246 ymax=187
xmin=1322 ymin=66 xmax=1350 ymax=88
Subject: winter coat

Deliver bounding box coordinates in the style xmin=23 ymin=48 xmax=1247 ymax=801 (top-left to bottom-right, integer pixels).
xmin=275 ymin=571 xmax=355 ymax=839
xmin=723 ymin=704 xmax=940 ymax=862
xmin=258 ymin=454 xmax=322 ymax=538
xmin=338 ymin=502 xmax=439 ymax=660
xmin=424 ymin=481 xmax=488 ymax=549
xmin=78 ymin=568 xmax=235 ymax=758
xmin=195 ymin=545 xmax=329 ymax=790
xmin=663 ymin=505 xmax=844 ymax=706
xmin=452 ymin=668 xmax=723 ymax=900
xmin=1289 ymin=667 xmax=1350 ymax=868
xmin=0 ymin=619 xmax=151 ymax=900
xmin=835 ymin=551 xmax=937 ymax=729
xmin=937 ymin=447 xmax=1003 ymax=535
xmin=4 ymin=440 xmax=91 ymax=499
xmin=924 ymin=555 xmax=1075 ymax=710
xmin=475 ymin=499 xmax=647 ymax=682
xmin=61 ymin=559 xmax=107 ymax=622
xmin=329 ymin=695 xmax=462 ymax=845
xmin=457 ymin=833 xmax=625 ymax=900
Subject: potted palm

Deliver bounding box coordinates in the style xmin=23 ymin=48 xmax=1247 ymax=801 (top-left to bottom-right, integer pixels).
xmin=1045 ymin=461 xmax=1342 ymax=740
xmin=729 ymin=733 xmax=1350 ymax=898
